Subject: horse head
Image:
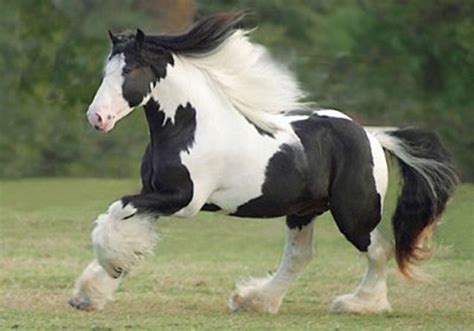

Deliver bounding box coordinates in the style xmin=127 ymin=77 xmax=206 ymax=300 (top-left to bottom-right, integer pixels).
xmin=86 ymin=29 xmax=172 ymax=131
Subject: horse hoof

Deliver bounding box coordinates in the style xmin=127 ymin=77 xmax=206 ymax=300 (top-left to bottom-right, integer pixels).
xmin=330 ymin=293 xmax=392 ymax=314
xmin=68 ymin=296 xmax=95 ymax=311
xmin=228 ymin=277 xmax=283 ymax=314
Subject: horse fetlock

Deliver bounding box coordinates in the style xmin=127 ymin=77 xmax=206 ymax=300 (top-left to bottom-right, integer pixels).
xmin=229 ymin=277 xmax=285 ymax=314
xmin=69 ymin=259 xmax=121 ymax=311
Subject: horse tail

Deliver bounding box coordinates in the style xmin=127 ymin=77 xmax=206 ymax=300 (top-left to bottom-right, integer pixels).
xmin=373 ymin=128 xmax=458 ymax=279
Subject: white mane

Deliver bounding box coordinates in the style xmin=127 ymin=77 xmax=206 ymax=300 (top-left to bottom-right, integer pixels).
xmin=180 ymin=30 xmax=310 ymax=133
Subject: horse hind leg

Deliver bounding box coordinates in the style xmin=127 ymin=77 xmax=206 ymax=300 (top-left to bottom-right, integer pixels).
xmin=229 ymin=213 xmax=316 ymax=314
xmin=328 ymin=192 xmax=394 ymax=315
xmin=328 ymin=198 xmax=393 ymax=314
xmin=331 ymin=228 xmax=393 ymax=314
xmin=329 ymin=131 xmax=393 ymax=313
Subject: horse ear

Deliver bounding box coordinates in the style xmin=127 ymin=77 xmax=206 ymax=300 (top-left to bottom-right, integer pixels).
xmin=108 ymin=30 xmax=119 ymax=45
xmin=135 ymin=28 xmax=145 ymax=49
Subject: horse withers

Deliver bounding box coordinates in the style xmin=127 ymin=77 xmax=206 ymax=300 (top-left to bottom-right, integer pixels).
xmin=69 ymin=13 xmax=458 ymax=314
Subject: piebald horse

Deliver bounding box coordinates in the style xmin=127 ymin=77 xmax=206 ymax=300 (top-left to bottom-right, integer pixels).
xmin=69 ymin=13 xmax=457 ymax=314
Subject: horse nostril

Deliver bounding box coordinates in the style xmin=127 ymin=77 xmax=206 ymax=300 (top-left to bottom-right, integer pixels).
xmin=96 ymin=113 xmax=103 ymax=123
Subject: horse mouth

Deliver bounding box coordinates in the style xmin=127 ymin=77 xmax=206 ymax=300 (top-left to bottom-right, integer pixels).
xmin=93 ymin=122 xmax=115 ymax=132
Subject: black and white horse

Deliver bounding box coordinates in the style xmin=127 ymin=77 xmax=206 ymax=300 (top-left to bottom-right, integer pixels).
xmin=69 ymin=13 xmax=458 ymax=314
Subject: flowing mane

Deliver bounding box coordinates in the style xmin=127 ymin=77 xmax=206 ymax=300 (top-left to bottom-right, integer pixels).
xmin=147 ymin=12 xmax=311 ymax=133
xmin=148 ymin=12 xmax=247 ymax=55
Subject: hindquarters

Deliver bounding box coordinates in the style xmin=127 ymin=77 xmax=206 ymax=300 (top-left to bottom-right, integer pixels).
xmin=327 ymin=127 xmax=387 ymax=252
xmin=292 ymin=114 xmax=388 ymax=252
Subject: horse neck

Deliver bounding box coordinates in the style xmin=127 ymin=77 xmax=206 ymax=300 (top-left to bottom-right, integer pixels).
xmin=144 ymin=55 xmax=240 ymax=138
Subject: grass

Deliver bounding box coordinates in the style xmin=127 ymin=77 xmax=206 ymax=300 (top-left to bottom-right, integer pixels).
xmin=0 ymin=178 xmax=473 ymax=330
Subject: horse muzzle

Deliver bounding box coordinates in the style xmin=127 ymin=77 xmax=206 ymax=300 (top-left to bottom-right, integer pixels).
xmin=86 ymin=108 xmax=116 ymax=132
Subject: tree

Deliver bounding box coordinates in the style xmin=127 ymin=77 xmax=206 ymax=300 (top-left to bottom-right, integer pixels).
xmin=1 ymin=0 xmax=472 ymax=180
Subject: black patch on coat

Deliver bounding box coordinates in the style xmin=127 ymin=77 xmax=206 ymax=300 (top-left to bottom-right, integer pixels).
xmin=292 ymin=114 xmax=381 ymax=251
xmin=109 ymin=32 xmax=174 ymax=108
xmin=286 ymin=212 xmax=318 ymax=231
xmin=233 ymin=114 xmax=381 ymax=252
xmin=232 ymin=144 xmax=329 ymax=218
xmin=201 ymin=203 xmax=222 ymax=212
xmin=122 ymin=65 xmax=156 ymax=107
xmin=122 ymin=99 xmax=196 ymax=215
xmin=232 ymin=145 xmax=316 ymax=218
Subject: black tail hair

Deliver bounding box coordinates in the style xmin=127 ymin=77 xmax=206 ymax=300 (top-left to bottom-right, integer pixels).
xmin=375 ymin=128 xmax=458 ymax=278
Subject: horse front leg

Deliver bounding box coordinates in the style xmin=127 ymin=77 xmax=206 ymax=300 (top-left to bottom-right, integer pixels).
xmin=69 ymin=191 xmax=190 ymax=311
xmin=68 ymin=259 xmax=123 ymax=311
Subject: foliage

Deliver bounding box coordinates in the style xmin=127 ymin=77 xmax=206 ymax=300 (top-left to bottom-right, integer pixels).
xmin=0 ymin=1 xmax=153 ymax=178
xmin=1 ymin=0 xmax=473 ymax=179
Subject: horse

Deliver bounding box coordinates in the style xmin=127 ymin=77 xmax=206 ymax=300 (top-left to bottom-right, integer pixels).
xmin=69 ymin=12 xmax=458 ymax=314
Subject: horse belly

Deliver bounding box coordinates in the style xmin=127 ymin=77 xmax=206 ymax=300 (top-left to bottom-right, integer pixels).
xmin=207 ymin=188 xmax=292 ymax=218
xmin=207 ymin=176 xmax=268 ymax=214
xmin=207 ymin=143 xmax=315 ymax=218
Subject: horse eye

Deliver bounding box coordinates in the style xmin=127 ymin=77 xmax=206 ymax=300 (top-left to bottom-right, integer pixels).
xmin=123 ymin=67 xmax=132 ymax=74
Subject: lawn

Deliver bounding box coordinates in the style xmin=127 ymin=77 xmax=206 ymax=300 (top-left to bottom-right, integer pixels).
xmin=1 ymin=179 xmax=473 ymax=330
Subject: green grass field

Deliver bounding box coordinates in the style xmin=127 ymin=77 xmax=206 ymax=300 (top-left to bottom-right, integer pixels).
xmin=1 ymin=179 xmax=473 ymax=330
